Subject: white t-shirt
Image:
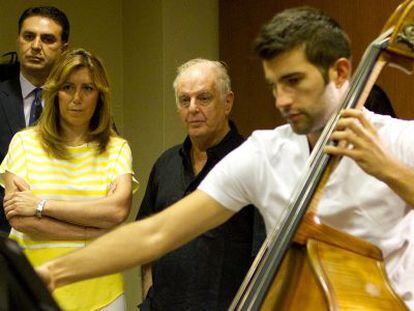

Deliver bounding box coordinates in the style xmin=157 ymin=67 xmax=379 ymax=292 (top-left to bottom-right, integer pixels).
xmin=199 ymin=110 xmax=414 ymax=305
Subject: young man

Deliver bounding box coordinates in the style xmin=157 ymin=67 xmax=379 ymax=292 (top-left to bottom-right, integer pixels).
xmin=38 ymin=6 xmax=414 ymax=308
xmin=138 ymin=59 xmax=264 ymax=310
xmin=0 ymin=6 xmax=69 ymax=233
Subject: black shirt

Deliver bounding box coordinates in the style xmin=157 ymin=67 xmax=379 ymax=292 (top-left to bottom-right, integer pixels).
xmin=138 ymin=122 xmax=265 ymax=310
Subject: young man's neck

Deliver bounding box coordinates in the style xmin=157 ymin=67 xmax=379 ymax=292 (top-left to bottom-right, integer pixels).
xmin=307 ymin=132 xmax=321 ymax=151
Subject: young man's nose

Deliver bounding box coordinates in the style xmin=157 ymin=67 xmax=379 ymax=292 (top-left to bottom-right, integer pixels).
xmin=275 ymin=88 xmax=293 ymax=108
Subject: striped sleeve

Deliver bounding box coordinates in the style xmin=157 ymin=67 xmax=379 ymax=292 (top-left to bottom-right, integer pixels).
xmin=113 ymin=141 xmax=139 ymax=192
xmin=0 ymin=132 xmax=29 ymax=188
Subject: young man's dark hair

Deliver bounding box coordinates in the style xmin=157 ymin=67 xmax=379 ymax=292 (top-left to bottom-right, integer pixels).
xmin=254 ymin=6 xmax=351 ymax=82
xmin=18 ymin=6 xmax=70 ymax=43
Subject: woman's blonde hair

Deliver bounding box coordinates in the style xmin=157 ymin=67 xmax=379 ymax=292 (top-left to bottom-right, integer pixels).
xmin=37 ymin=48 xmax=114 ymax=159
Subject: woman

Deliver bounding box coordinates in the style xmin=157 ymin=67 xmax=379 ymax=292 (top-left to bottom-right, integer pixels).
xmin=0 ymin=49 xmax=137 ymax=310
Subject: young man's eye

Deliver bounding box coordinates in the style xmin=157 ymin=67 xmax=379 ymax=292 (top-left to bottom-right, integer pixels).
xmin=285 ymin=76 xmax=302 ymax=86
xmin=286 ymin=76 xmax=301 ymax=86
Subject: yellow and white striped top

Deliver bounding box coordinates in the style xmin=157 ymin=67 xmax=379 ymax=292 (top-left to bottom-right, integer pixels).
xmin=0 ymin=128 xmax=138 ymax=311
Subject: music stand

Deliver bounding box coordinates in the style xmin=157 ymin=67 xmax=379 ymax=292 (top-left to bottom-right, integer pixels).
xmin=0 ymin=234 xmax=60 ymax=310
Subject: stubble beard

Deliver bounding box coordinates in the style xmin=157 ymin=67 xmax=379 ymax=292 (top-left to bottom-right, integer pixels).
xmin=310 ymin=80 xmax=349 ymax=134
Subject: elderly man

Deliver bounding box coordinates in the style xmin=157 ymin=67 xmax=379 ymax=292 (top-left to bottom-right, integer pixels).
xmin=137 ymin=59 xmax=264 ymax=310
xmin=38 ymin=6 xmax=414 ymax=309
xmin=0 ymin=6 xmax=69 ymax=233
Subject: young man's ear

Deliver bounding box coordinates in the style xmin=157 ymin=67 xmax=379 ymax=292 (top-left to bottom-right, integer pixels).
xmin=329 ymin=58 xmax=352 ymax=88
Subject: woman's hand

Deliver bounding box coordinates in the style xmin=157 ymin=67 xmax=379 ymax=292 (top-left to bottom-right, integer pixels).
xmin=3 ymin=179 xmax=41 ymax=220
xmin=36 ymin=262 xmax=56 ymax=292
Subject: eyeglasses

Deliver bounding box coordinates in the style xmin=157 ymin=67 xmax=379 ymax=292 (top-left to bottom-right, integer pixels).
xmin=177 ymin=92 xmax=214 ymax=109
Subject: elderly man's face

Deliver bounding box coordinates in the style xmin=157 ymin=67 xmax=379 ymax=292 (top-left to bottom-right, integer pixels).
xmin=176 ymin=64 xmax=232 ymax=142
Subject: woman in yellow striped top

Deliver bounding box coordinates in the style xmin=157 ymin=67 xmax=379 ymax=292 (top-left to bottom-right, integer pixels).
xmin=0 ymin=49 xmax=137 ymax=311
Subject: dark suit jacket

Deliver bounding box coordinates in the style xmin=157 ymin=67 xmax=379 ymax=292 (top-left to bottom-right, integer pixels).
xmin=0 ymin=77 xmax=25 ymax=233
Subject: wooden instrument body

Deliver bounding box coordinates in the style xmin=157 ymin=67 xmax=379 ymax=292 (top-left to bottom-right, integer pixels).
xmin=261 ymin=213 xmax=408 ymax=310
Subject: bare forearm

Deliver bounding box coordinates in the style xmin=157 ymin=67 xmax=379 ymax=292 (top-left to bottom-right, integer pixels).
xmin=42 ymin=175 xmax=132 ymax=228
xmin=44 ymin=191 xmax=234 ymax=288
xmin=9 ymin=216 xmax=109 ymax=240
xmin=380 ymin=159 xmax=414 ymax=208
xmin=48 ymin=221 xmax=160 ymax=287
xmin=43 ymin=196 xmax=131 ymax=228
xmin=4 ymin=173 xmax=133 ymax=229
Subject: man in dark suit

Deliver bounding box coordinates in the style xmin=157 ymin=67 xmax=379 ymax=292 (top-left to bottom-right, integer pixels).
xmin=0 ymin=6 xmax=69 ymax=233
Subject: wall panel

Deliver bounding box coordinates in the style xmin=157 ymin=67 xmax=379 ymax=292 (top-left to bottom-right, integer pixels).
xmin=219 ymin=0 xmax=413 ymax=136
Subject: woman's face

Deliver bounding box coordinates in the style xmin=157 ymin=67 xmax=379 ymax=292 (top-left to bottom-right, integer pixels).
xmin=58 ymin=66 xmax=99 ymax=131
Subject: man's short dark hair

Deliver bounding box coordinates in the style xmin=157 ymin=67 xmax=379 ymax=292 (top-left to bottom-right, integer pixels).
xmin=18 ymin=6 xmax=70 ymax=43
xmin=254 ymin=7 xmax=351 ymax=81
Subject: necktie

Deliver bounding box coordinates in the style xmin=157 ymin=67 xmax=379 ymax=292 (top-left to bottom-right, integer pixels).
xmin=29 ymin=88 xmax=43 ymax=126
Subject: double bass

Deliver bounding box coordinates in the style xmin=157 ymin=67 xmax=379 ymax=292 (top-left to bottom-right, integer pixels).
xmin=231 ymin=1 xmax=414 ymax=310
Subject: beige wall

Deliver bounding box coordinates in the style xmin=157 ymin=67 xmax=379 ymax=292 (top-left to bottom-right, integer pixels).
xmin=0 ymin=0 xmax=125 ymax=129
xmin=121 ymin=0 xmax=218 ymax=307
xmin=0 ymin=0 xmax=218 ymax=309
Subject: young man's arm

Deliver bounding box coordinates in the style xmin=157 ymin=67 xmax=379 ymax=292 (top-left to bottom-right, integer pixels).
xmin=37 ymin=190 xmax=235 ymax=290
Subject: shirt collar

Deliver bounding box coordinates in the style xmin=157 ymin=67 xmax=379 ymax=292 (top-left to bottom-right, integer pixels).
xmin=19 ymin=72 xmax=38 ymax=99
xmin=180 ymin=120 xmax=241 ymax=161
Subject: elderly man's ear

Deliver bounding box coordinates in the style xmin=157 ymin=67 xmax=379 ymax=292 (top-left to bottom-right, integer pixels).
xmin=224 ymin=91 xmax=234 ymax=115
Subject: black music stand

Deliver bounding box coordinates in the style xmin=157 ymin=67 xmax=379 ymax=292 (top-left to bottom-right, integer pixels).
xmin=0 ymin=234 xmax=60 ymax=311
